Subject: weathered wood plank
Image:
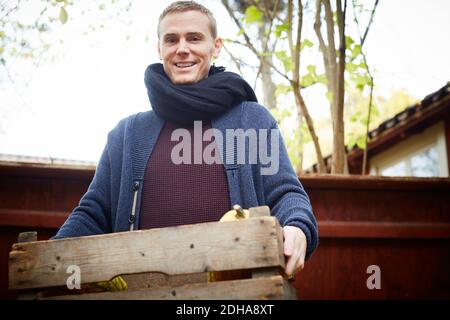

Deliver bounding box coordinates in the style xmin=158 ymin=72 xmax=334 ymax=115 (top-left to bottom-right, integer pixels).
xmin=249 ymin=206 xmax=270 ymax=218
xmin=45 ymin=275 xmax=292 ymax=300
xmin=9 ymin=216 xmax=284 ymax=290
xmin=18 ymin=232 xmax=37 ymax=243
xmin=318 ymin=221 xmax=450 ymax=239
xmin=16 ymin=231 xmax=39 ymax=300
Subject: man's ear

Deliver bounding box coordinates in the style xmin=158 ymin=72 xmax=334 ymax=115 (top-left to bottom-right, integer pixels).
xmin=157 ymin=41 xmax=162 ymax=60
xmin=213 ymin=37 xmax=223 ymax=59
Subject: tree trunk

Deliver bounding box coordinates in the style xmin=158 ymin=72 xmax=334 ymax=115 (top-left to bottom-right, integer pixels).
xmin=331 ymin=0 xmax=346 ymax=173
xmin=315 ymin=0 xmax=346 ymax=173
xmin=259 ymin=55 xmax=278 ymax=111
xmin=292 ymin=84 xmax=326 ymax=173
xmin=296 ymin=106 xmax=304 ymax=175
xmin=258 ymin=20 xmax=277 ymax=111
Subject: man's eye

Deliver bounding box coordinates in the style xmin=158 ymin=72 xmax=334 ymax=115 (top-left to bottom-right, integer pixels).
xmin=165 ymin=38 xmax=177 ymax=44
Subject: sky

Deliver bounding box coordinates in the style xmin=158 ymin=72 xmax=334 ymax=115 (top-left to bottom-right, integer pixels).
xmin=0 ymin=0 xmax=449 ymax=165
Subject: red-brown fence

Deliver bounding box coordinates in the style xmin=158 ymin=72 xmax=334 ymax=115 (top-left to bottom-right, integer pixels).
xmin=1 ymin=164 xmax=449 ymax=299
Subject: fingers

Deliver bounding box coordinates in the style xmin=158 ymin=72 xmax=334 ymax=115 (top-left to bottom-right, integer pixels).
xmin=283 ymin=226 xmax=307 ymax=276
xmin=284 ymin=230 xmax=295 ymax=257
xmin=285 ymin=251 xmax=299 ymax=276
xmin=286 ymin=248 xmax=305 ymax=276
xmin=298 ymin=249 xmax=305 ymax=271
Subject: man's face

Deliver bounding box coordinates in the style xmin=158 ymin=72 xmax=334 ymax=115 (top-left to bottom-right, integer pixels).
xmin=158 ymin=10 xmax=222 ymax=84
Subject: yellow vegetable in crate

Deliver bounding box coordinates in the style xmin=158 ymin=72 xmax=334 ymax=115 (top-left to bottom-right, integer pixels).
xmin=207 ymin=204 xmax=251 ymax=282
xmin=94 ymin=275 xmax=128 ymax=292
xmin=219 ymin=204 xmax=249 ymax=222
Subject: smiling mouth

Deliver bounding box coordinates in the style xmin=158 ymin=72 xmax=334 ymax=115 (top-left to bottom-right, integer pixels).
xmin=174 ymin=62 xmax=196 ymax=69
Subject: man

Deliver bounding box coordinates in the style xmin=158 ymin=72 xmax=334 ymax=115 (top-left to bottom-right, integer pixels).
xmin=53 ymin=1 xmax=318 ymax=279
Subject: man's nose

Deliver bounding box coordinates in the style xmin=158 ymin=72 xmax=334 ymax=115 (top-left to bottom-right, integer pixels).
xmin=176 ymin=39 xmax=190 ymax=55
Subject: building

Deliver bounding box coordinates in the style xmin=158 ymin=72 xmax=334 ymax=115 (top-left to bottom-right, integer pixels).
xmin=308 ymin=83 xmax=450 ymax=176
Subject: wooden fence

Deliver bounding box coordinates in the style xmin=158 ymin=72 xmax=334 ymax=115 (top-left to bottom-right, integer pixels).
xmin=1 ymin=163 xmax=449 ymax=299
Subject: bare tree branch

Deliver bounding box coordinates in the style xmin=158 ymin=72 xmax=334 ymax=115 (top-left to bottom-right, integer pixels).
xmin=222 ymin=44 xmax=245 ymax=76
xmin=287 ymin=0 xmax=294 ymax=59
xmin=314 ymin=0 xmax=331 ymax=84
xmin=361 ymin=0 xmax=379 ymax=46
xmin=352 ymin=0 xmax=376 ymax=174
xmin=0 ymin=0 xmax=22 ymax=20
xmin=293 ymin=0 xmax=303 ymax=83
xmin=221 ymin=0 xmax=260 ymax=56
xmin=323 ymin=0 xmax=337 ymax=106
xmin=260 ymin=0 xmax=280 ymax=53
xmin=334 ymin=0 xmax=347 ymax=173
xmin=221 ymin=0 xmax=290 ymax=81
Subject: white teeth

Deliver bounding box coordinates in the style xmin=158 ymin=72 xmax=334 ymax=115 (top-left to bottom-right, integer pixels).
xmin=175 ymin=63 xmax=195 ymax=68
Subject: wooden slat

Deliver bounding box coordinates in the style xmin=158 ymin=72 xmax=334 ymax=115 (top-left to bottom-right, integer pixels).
xmin=9 ymin=216 xmax=284 ymax=290
xmin=0 ymin=209 xmax=69 ymax=228
xmin=318 ymin=221 xmax=450 ymax=239
xmin=45 ymin=275 xmax=293 ymax=300
xmin=0 ymin=162 xmax=95 ymax=179
xmin=249 ymin=206 xmax=270 ymax=217
xmin=299 ymin=174 xmax=450 ymax=190
xmin=18 ymin=232 xmax=37 ymax=243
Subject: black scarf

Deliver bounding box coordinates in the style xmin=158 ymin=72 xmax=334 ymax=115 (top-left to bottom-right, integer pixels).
xmin=144 ymin=63 xmax=257 ymax=126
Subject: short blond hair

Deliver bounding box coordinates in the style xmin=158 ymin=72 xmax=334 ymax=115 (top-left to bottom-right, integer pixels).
xmin=158 ymin=1 xmax=218 ymax=38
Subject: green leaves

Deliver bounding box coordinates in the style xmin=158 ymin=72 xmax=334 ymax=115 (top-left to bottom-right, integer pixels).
xmin=353 ymin=73 xmax=372 ymax=91
xmin=301 ymin=65 xmax=316 ymax=86
xmin=306 ymin=65 xmax=316 ymax=74
xmin=275 ymin=50 xmax=293 ymax=73
xmin=275 ymin=24 xmax=289 ymax=38
xmin=347 ymin=132 xmax=366 ymax=150
xmin=345 ymin=36 xmax=354 ymax=47
xmin=276 ymin=83 xmax=292 ymax=96
xmin=316 ymin=74 xmax=328 ymax=85
xmin=300 ymin=39 xmax=314 ymax=51
xmin=300 ymin=65 xmax=325 ymax=88
xmin=351 ymin=44 xmax=361 ymax=59
xmin=345 ymin=36 xmax=372 ymax=92
xmin=301 ymin=73 xmax=315 ymax=87
xmin=245 ymin=6 xmax=263 ymax=24
xmin=346 ymin=62 xmax=358 ymax=73
xmin=59 ymin=7 xmax=68 ymax=24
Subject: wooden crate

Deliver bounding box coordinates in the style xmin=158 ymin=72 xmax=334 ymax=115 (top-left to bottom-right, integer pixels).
xmin=9 ymin=206 xmax=296 ymax=300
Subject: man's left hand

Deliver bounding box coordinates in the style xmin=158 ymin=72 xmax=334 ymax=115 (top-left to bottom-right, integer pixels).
xmin=283 ymin=226 xmax=307 ymax=277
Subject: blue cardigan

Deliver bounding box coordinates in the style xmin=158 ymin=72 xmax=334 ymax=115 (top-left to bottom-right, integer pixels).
xmin=53 ymin=101 xmax=319 ymax=259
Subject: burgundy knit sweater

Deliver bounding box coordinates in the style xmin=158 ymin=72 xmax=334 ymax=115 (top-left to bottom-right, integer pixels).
xmin=139 ymin=121 xmax=231 ymax=229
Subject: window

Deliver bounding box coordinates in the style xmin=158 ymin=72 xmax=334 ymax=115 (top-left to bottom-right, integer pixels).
xmin=410 ymin=146 xmax=439 ymax=177
xmin=380 ymin=145 xmax=439 ymax=177
xmin=370 ymin=122 xmax=448 ymax=178
xmin=381 ymin=161 xmax=407 ymax=177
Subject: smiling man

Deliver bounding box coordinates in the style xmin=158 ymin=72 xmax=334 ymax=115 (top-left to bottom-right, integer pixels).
xmin=157 ymin=9 xmax=222 ymax=84
xmin=53 ymin=1 xmax=318 ymax=282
